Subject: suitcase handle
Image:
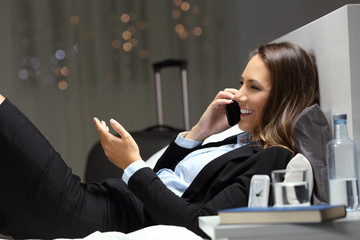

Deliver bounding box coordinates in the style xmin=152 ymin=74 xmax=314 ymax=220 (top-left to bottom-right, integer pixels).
xmin=142 ymin=124 xmax=183 ymax=133
xmin=152 ymin=59 xmax=190 ymax=130
xmin=153 ymin=59 xmax=187 ymax=72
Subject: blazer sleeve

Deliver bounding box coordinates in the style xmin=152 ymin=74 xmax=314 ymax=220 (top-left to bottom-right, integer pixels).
xmin=128 ymin=145 xmax=292 ymax=237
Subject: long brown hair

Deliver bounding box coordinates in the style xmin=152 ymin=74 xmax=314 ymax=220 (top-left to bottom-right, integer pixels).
xmin=255 ymin=42 xmax=319 ymax=153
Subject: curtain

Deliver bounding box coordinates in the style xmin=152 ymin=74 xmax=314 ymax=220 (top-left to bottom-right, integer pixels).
xmin=1 ymin=0 xmax=243 ymax=179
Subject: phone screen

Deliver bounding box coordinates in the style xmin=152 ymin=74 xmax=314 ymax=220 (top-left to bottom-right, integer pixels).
xmin=225 ymin=100 xmax=241 ymax=126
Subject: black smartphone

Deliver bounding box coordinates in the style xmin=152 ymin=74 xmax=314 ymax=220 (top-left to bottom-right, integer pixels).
xmin=225 ymin=100 xmax=241 ymax=126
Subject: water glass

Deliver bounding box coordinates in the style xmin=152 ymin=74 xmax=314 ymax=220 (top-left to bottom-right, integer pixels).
xmin=271 ymin=169 xmax=310 ymax=207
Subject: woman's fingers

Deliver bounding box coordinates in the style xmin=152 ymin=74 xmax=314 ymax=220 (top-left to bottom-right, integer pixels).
xmin=93 ymin=117 xmax=103 ymax=132
xmin=94 ymin=117 xmax=111 ymax=134
xmin=224 ymin=88 xmax=239 ymax=95
xmin=93 ymin=117 xmax=140 ymax=169
xmin=94 ymin=118 xmax=107 ymax=133
xmin=215 ymin=88 xmax=238 ymax=101
xmin=101 ymin=120 xmax=110 ymax=132
xmin=110 ymin=119 xmax=130 ymax=138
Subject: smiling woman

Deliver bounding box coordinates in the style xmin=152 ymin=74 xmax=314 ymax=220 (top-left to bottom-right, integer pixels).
xmin=0 ymin=42 xmax=320 ymax=239
xmin=234 ymin=54 xmax=272 ymax=139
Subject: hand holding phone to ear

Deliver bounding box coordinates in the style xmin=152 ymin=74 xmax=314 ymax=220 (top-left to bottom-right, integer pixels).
xmin=186 ymin=88 xmax=238 ymax=141
xmin=225 ymin=100 xmax=241 ymax=126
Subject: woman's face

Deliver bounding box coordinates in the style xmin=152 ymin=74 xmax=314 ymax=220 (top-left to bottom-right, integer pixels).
xmin=234 ymin=54 xmax=272 ymax=137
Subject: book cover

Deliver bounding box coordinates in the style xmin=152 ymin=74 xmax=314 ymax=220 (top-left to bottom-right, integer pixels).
xmin=218 ymin=205 xmax=346 ymax=224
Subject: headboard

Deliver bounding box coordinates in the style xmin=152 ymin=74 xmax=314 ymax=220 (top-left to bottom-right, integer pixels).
xmin=274 ymin=4 xmax=360 ymax=174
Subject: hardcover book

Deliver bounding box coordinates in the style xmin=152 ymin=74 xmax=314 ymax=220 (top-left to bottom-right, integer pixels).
xmin=218 ymin=205 xmax=346 ymax=224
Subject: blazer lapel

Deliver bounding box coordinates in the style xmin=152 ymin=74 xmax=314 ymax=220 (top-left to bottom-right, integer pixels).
xmin=181 ymin=143 xmax=261 ymax=199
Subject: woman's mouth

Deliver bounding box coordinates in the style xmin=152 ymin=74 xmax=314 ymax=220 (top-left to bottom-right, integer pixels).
xmin=240 ymin=108 xmax=254 ymax=116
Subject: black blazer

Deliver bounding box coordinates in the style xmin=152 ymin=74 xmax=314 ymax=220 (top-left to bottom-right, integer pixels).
xmin=127 ymin=135 xmax=292 ymax=237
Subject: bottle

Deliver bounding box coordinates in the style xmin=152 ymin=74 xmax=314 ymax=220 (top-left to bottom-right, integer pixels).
xmin=326 ymin=114 xmax=359 ymax=210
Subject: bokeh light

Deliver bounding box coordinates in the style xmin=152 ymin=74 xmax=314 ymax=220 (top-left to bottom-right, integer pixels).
xmin=123 ymin=42 xmax=133 ymax=52
xmin=139 ymin=50 xmax=149 ymax=59
xmin=129 ymin=38 xmax=137 ymax=47
xmin=85 ymin=31 xmax=95 ymax=40
xmin=70 ymin=15 xmax=80 ymax=25
xmin=139 ymin=20 xmax=148 ymax=30
xmin=193 ymin=26 xmax=202 ymax=36
xmin=120 ymin=13 xmax=130 ymax=23
xmin=61 ymin=66 xmax=69 ymax=76
xmin=55 ymin=49 xmax=66 ymax=60
xmin=173 ymin=0 xmax=182 ymax=7
xmin=58 ymin=80 xmax=68 ymax=90
xmin=18 ymin=69 xmax=29 ymax=80
xmin=16 ymin=3 xmax=209 ymax=90
xmin=172 ymin=9 xmax=181 ymax=19
xmin=122 ymin=30 xmax=132 ymax=40
xmin=112 ymin=39 xmax=121 ymax=49
xmin=180 ymin=2 xmax=190 ymax=11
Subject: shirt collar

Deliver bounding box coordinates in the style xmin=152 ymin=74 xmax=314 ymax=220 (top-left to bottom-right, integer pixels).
xmin=235 ymin=132 xmax=254 ymax=148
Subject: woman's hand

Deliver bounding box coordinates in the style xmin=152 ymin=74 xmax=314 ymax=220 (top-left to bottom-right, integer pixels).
xmin=94 ymin=118 xmax=141 ymax=170
xmin=186 ymin=88 xmax=238 ymax=141
xmin=0 ymin=94 xmax=5 ymax=105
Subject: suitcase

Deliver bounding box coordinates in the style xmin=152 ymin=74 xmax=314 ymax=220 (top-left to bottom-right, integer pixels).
xmin=85 ymin=59 xmax=189 ymax=183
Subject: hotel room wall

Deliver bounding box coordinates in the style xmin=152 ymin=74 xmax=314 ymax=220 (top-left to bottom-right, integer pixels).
xmin=0 ymin=0 xmax=359 ymax=180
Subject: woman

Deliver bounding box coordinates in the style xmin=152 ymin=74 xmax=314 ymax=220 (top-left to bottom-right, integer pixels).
xmin=0 ymin=42 xmax=319 ymax=239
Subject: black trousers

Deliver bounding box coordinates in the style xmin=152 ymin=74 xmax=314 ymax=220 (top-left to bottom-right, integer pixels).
xmin=0 ymin=99 xmax=146 ymax=239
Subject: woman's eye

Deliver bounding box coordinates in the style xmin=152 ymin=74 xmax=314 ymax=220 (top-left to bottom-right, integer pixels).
xmin=251 ymin=85 xmax=260 ymax=90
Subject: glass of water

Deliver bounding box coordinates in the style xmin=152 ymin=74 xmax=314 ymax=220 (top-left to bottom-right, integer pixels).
xmin=271 ymin=169 xmax=310 ymax=207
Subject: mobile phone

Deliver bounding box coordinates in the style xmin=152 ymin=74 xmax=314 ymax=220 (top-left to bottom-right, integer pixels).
xmin=225 ymin=100 xmax=241 ymax=126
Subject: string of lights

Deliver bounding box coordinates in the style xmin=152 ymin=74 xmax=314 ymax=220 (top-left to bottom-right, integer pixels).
xmin=15 ymin=0 xmax=209 ymax=91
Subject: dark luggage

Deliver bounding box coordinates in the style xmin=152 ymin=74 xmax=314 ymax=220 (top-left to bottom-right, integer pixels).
xmin=85 ymin=59 xmax=189 ymax=183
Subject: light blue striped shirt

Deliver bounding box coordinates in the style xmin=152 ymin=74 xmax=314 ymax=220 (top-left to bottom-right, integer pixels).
xmin=122 ymin=132 xmax=253 ymax=197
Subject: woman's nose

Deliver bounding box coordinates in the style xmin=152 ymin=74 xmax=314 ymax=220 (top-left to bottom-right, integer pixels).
xmin=234 ymin=89 xmax=247 ymax=103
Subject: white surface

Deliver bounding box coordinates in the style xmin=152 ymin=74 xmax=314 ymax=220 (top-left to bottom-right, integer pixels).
xmin=275 ymin=4 xmax=360 ymax=175
xmin=54 ymin=225 xmax=203 ymax=240
xmin=0 ymin=226 xmax=204 ymax=240
xmin=199 ymin=210 xmax=360 ymax=240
